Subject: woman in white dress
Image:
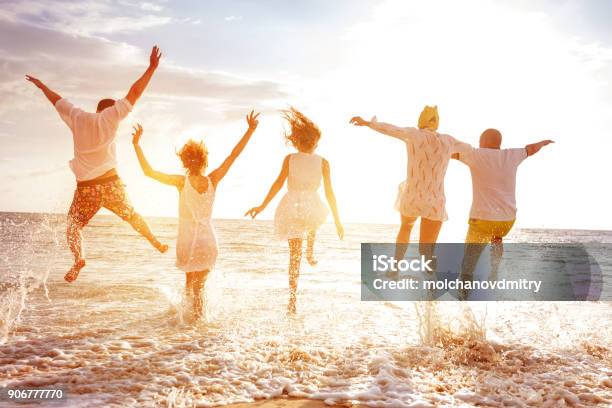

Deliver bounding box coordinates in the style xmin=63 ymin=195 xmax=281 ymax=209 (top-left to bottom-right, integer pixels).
xmin=132 ymin=111 xmax=260 ymax=318
xmin=350 ymin=106 xmax=473 ymax=272
xmin=246 ymin=108 xmax=344 ymax=314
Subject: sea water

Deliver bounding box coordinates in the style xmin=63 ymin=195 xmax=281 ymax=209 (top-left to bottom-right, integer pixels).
xmin=1 ymin=213 xmax=611 ymax=407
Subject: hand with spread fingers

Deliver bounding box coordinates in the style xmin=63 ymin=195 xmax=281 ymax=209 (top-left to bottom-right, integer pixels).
xmin=246 ymin=110 xmax=260 ymax=130
xmin=132 ymin=124 xmax=144 ymax=145
xmin=149 ymin=45 xmax=162 ymax=70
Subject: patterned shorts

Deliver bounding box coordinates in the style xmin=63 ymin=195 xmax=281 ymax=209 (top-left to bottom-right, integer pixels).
xmin=68 ymin=176 xmax=135 ymax=227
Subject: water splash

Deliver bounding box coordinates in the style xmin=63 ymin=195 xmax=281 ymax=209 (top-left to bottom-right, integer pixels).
xmin=0 ymin=214 xmax=60 ymax=343
xmin=415 ymin=302 xmax=495 ymax=365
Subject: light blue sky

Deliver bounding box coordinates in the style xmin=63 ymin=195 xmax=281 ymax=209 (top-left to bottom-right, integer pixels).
xmin=1 ymin=0 xmax=611 ymax=231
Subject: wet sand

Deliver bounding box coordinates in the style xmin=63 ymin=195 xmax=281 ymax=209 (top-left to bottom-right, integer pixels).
xmin=226 ymin=398 xmax=360 ymax=408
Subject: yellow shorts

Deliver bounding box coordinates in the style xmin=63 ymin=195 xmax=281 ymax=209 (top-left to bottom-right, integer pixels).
xmin=465 ymin=218 xmax=515 ymax=244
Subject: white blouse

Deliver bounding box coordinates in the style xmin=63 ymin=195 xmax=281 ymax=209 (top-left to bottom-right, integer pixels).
xmin=370 ymin=116 xmax=474 ymax=221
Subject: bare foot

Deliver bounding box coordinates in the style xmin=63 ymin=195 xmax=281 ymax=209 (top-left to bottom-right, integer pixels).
xmin=306 ymin=254 xmax=318 ymax=266
xmin=64 ymin=259 xmax=86 ymax=283
xmin=155 ymin=242 xmax=169 ymax=253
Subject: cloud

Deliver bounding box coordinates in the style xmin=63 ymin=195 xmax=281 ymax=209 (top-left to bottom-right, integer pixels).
xmin=224 ymin=16 xmax=243 ymax=22
xmin=140 ymin=2 xmax=164 ymax=12
xmin=0 ymin=0 xmax=172 ymax=36
xmin=0 ymin=18 xmax=288 ymax=117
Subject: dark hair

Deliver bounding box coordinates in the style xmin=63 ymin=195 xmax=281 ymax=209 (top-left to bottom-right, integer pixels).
xmin=177 ymin=140 xmax=208 ymax=175
xmin=281 ymin=107 xmax=321 ymax=151
xmin=96 ymin=98 xmax=116 ymax=112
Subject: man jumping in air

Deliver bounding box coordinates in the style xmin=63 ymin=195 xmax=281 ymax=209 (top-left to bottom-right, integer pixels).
xmin=25 ymin=46 xmax=168 ymax=282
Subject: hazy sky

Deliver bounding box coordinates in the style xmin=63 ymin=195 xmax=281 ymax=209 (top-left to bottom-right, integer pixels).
xmin=1 ymin=0 xmax=611 ymax=232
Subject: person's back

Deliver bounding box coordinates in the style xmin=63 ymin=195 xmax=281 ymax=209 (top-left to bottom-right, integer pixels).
xmin=55 ymin=98 xmax=132 ymax=181
xmin=287 ymin=152 xmax=323 ymax=193
xmin=457 ymin=147 xmax=526 ymax=222
xmin=177 ymin=175 xmax=218 ymax=275
xmin=179 ymin=175 xmax=215 ymax=222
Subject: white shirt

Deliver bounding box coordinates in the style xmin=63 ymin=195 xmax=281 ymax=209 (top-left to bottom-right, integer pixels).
xmin=370 ymin=116 xmax=474 ymax=221
xmin=457 ymin=147 xmax=528 ymax=221
xmin=55 ymin=98 xmax=132 ymax=181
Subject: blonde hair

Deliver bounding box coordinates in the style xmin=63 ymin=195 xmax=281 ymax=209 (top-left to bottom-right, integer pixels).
xmin=282 ymin=107 xmax=321 ymax=151
xmin=177 ymin=139 xmax=208 ymax=175
xmin=418 ymin=105 xmax=439 ymax=131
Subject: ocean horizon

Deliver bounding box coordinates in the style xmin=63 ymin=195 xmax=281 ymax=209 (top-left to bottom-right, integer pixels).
xmin=3 ymin=210 xmax=612 ymax=235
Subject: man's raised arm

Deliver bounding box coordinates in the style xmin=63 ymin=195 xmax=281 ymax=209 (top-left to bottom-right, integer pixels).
xmin=125 ymin=45 xmax=162 ymax=106
xmin=526 ymin=139 xmax=554 ymax=156
xmin=25 ymin=75 xmax=61 ymax=106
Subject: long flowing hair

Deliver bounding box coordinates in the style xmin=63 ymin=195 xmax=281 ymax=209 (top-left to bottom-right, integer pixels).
xmin=281 ymin=107 xmax=321 ymax=151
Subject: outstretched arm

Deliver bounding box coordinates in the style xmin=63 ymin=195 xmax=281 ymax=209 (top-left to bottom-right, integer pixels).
xmin=209 ymin=110 xmax=260 ymax=187
xmin=25 ymin=75 xmax=61 ymax=106
xmin=244 ymin=155 xmax=289 ymax=219
xmin=350 ymin=115 xmax=415 ymax=141
xmin=322 ymin=159 xmax=344 ymax=239
xmin=525 ymin=140 xmax=554 ymax=156
xmin=132 ymin=124 xmax=184 ymax=188
xmin=126 ymin=46 xmax=162 ymax=106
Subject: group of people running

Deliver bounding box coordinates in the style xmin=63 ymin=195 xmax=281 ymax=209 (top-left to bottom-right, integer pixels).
xmin=26 ymin=46 xmax=553 ymax=317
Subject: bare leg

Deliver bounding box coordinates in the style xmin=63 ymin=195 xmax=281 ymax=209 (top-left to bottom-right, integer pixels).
xmin=191 ymin=270 xmax=208 ymax=319
xmin=418 ymin=218 xmax=443 ymax=274
xmin=185 ymin=272 xmax=194 ymax=300
xmin=490 ymin=237 xmax=504 ymax=280
xmin=459 ymin=243 xmax=487 ymax=300
xmin=103 ymin=182 xmax=168 ymax=253
xmin=306 ymin=231 xmax=318 ymax=266
xmin=64 ymin=219 xmax=86 ymax=282
xmin=125 ymin=213 xmax=168 ymax=253
xmin=392 ymin=215 xmax=417 ymax=277
xmin=288 ymin=238 xmax=303 ymax=315
xmin=459 ymin=221 xmax=489 ymax=300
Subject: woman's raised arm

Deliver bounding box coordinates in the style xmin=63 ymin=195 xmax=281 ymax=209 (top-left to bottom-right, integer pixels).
xmin=209 ymin=110 xmax=259 ymax=187
xmin=132 ymin=124 xmax=184 ymax=188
